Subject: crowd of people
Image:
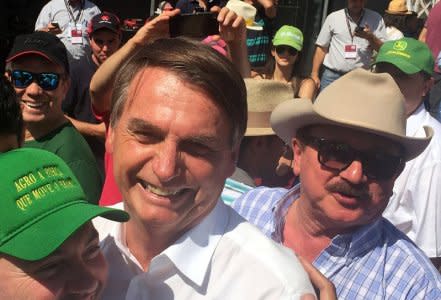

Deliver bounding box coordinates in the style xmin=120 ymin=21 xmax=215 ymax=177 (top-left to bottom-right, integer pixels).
xmin=0 ymin=0 xmax=440 ymax=299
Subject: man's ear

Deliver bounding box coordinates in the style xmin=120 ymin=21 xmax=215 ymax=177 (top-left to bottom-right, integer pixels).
xmin=422 ymin=76 xmax=434 ymax=97
xmin=292 ymin=138 xmax=303 ymax=177
xmin=4 ymin=71 xmax=11 ymax=81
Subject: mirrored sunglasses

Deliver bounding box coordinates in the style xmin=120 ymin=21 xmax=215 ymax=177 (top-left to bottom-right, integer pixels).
xmin=11 ymin=70 xmax=60 ymax=91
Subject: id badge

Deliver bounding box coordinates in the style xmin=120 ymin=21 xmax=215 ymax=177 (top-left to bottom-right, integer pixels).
xmin=71 ymin=24 xmax=83 ymax=44
xmin=344 ymin=44 xmax=357 ymax=59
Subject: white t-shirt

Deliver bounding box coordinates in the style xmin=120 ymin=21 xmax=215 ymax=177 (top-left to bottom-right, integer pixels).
xmin=94 ymin=200 xmax=316 ymax=299
xmin=386 ymin=26 xmax=404 ymax=41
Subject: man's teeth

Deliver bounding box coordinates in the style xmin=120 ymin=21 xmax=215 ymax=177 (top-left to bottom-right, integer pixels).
xmin=146 ymin=184 xmax=180 ymax=196
xmin=22 ymin=101 xmax=45 ymax=109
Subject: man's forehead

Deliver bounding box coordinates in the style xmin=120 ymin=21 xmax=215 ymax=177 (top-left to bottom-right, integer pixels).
xmin=126 ymin=67 xmax=211 ymax=107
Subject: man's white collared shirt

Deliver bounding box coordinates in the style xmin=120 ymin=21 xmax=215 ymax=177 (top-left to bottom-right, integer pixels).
xmin=383 ymin=104 xmax=441 ymax=257
xmin=94 ymin=200 xmax=315 ymax=299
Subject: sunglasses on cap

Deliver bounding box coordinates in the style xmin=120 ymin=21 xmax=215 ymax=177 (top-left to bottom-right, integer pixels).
xmin=275 ymin=45 xmax=298 ymax=56
xmin=302 ymin=135 xmax=404 ymax=180
xmin=10 ymin=70 xmax=60 ymax=91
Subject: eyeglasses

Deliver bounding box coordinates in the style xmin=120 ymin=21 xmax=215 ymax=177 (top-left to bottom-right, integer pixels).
xmin=303 ymin=136 xmax=403 ymax=180
xmin=10 ymin=70 xmax=60 ymax=91
xmin=275 ymin=45 xmax=298 ymax=56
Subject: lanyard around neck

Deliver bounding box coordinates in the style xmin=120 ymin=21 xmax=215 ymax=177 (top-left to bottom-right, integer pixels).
xmin=345 ymin=8 xmax=364 ymax=43
xmin=64 ymin=0 xmax=84 ymax=26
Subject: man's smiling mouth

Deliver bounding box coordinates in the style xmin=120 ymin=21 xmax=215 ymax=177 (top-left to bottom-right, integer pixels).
xmin=140 ymin=181 xmax=184 ymax=197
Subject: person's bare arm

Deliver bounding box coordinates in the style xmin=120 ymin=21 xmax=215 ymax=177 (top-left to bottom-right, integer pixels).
xmin=419 ymin=27 xmax=427 ymax=42
xmin=256 ymin=0 xmax=277 ymax=19
xmin=217 ymin=7 xmax=251 ymax=78
xmin=298 ymin=77 xmax=317 ymax=100
xmin=89 ymin=9 xmax=180 ymax=113
xmin=66 ymin=116 xmax=106 ymax=140
xmin=311 ymin=45 xmax=328 ymax=89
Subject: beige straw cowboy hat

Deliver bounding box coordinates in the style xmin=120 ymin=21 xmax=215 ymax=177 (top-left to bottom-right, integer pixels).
xmin=385 ymin=0 xmax=412 ymax=15
xmin=270 ymin=68 xmax=432 ymax=161
xmin=244 ymin=78 xmax=295 ymax=136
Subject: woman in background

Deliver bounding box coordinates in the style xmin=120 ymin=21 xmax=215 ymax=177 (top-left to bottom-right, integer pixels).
xmin=253 ymin=25 xmax=316 ymax=100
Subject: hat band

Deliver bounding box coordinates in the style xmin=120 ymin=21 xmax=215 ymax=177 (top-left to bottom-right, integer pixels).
xmin=248 ymin=111 xmax=271 ymax=129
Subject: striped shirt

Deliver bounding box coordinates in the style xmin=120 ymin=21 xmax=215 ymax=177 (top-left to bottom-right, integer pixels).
xmin=232 ymin=185 xmax=441 ymax=299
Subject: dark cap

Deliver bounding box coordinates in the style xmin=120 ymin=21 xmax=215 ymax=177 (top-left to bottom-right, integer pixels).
xmin=7 ymin=31 xmax=70 ymax=74
xmin=87 ymin=12 xmax=121 ymax=35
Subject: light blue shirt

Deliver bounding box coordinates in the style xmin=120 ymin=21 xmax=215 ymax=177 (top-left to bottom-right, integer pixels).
xmin=233 ymin=185 xmax=441 ymax=299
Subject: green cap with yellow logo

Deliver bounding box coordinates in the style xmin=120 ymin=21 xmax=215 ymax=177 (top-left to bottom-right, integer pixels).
xmin=0 ymin=148 xmax=129 ymax=261
xmin=374 ymin=37 xmax=434 ymax=75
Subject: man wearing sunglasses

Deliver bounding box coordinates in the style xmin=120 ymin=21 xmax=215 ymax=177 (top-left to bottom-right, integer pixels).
xmin=5 ymin=31 xmax=103 ymax=204
xmin=233 ymin=69 xmax=441 ymax=298
xmin=373 ymin=38 xmax=441 ymax=271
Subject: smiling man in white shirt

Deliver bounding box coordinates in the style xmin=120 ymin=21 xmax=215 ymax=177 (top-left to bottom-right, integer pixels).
xmin=92 ymin=11 xmax=317 ymax=298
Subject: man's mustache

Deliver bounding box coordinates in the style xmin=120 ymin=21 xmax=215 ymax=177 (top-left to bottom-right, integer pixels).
xmin=326 ymin=181 xmax=370 ymax=201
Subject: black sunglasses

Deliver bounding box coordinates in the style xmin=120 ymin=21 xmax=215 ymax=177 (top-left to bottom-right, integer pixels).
xmin=275 ymin=45 xmax=298 ymax=56
xmin=303 ymin=136 xmax=403 ymax=180
xmin=10 ymin=70 xmax=60 ymax=91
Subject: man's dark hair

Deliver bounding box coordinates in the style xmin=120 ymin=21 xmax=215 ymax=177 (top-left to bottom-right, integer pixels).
xmin=110 ymin=37 xmax=247 ymax=147
xmin=383 ymin=13 xmax=408 ymax=33
xmin=0 ymin=75 xmax=23 ymax=145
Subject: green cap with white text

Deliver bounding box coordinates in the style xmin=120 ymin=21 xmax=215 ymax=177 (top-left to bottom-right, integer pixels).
xmin=374 ymin=38 xmax=434 ymax=75
xmin=272 ymin=25 xmax=304 ymax=51
xmin=0 ymin=148 xmax=129 ymax=261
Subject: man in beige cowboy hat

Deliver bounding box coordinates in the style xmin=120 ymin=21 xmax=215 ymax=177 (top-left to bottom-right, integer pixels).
xmin=232 ymin=68 xmax=441 ymax=298
xmin=235 ymin=79 xmax=296 ymax=186
xmin=221 ymin=79 xmax=296 ymax=205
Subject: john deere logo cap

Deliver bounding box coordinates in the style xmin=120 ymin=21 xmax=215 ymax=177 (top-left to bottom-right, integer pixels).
xmin=374 ymin=37 xmax=434 ymax=75
xmin=393 ymin=40 xmax=407 ymax=51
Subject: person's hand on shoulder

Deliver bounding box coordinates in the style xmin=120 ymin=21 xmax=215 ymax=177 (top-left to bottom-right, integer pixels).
xmin=298 ymin=255 xmax=337 ymax=300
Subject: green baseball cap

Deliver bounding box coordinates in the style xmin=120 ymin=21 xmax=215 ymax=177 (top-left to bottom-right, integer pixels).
xmin=374 ymin=37 xmax=434 ymax=75
xmin=0 ymin=148 xmax=129 ymax=261
xmin=272 ymin=25 xmax=304 ymax=51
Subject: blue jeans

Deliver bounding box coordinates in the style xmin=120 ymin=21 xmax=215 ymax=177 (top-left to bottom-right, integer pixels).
xmin=320 ymin=67 xmax=345 ymax=92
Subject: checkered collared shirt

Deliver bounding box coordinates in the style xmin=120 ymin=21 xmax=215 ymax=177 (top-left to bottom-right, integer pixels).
xmin=232 ymin=185 xmax=441 ymax=299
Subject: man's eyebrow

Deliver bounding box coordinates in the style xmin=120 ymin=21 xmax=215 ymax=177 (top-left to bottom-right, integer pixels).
xmin=127 ymin=118 xmax=164 ymax=136
xmin=184 ymin=135 xmax=219 ymax=147
xmin=127 ymin=117 xmax=221 ymax=147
